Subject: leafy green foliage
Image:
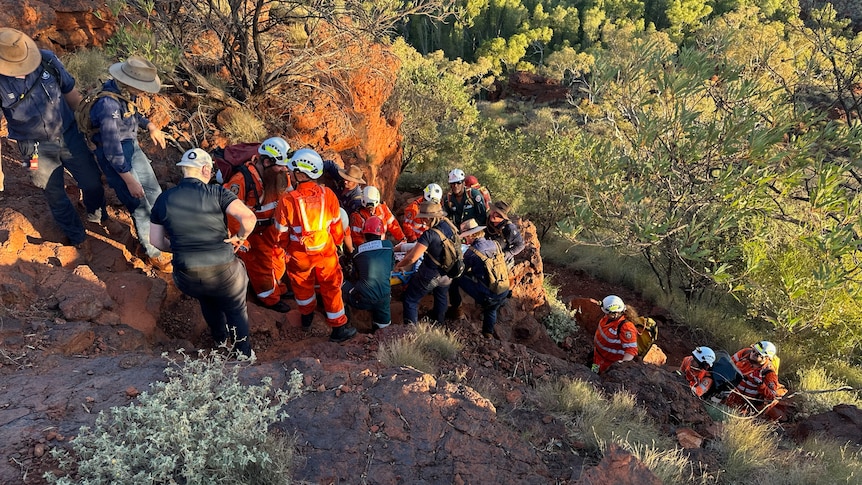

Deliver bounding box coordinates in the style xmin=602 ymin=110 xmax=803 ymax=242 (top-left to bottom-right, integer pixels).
xmin=46 ymin=351 xmax=302 ymax=484
xmin=387 ymin=40 xmax=481 ymax=173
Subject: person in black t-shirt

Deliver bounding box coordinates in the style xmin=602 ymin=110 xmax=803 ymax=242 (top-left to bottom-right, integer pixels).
xmin=150 ymin=148 xmax=257 ymax=358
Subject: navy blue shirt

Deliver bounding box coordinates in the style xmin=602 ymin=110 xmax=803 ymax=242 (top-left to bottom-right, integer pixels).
xmin=352 ymin=239 xmax=394 ymax=301
xmin=323 ymin=160 xmax=363 ymax=214
xmin=90 ymin=79 xmax=151 ymax=172
xmin=0 ymin=50 xmax=76 ymax=141
xmin=416 ymin=219 xmax=457 ymax=278
xmin=487 ymin=219 xmax=524 ymax=264
xmin=150 ymin=178 xmax=238 ymax=270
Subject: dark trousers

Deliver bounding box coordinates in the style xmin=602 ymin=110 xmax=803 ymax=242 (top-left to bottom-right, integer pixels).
xmin=173 ymin=259 xmax=251 ymax=356
xmin=402 ymin=271 xmax=450 ymax=325
xmin=19 ymin=125 xmax=106 ymax=245
xmin=449 ymin=277 xmax=507 ymax=334
xmin=343 ymin=281 xmax=391 ymax=325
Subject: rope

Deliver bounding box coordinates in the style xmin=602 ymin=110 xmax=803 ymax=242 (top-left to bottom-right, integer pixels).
xmin=699 ymin=385 xmax=857 ymax=420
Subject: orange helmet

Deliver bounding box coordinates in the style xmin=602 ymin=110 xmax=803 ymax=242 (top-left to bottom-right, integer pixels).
xmin=363 ymin=216 xmax=385 ymax=236
xmin=465 ymin=175 xmax=479 ymax=188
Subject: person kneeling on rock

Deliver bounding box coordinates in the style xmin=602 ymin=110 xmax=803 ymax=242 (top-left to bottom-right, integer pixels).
xmin=342 ymin=216 xmax=394 ymax=332
xmin=447 ymin=219 xmax=510 ymax=339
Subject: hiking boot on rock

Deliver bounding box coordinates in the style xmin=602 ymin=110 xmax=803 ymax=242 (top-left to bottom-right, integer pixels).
xmin=301 ymin=312 xmax=314 ymax=330
xmin=329 ymin=323 xmax=357 ymax=343
xmin=263 ymin=300 xmax=291 ymax=313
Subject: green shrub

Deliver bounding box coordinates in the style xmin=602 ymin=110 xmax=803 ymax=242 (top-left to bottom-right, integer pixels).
xmin=60 ymin=49 xmax=112 ymax=93
xmin=541 ymin=276 xmax=577 ymax=343
xmin=46 ymin=351 xmax=302 ymax=484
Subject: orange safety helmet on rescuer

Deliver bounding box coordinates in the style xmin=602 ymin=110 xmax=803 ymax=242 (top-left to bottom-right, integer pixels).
xmin=363 ymin=216 xmax=385 ymax=236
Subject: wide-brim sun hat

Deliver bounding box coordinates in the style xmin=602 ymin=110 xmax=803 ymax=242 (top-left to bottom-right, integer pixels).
xmin=491 ymin=201 xmax=511 ymax=219
xmin=459 ymin=218 xmax=486 ymax=238
xmin=177 ymin=148 xmax=213 ymax=168
xmin=0 ymin=28 xmax=41 ymax=77
xmin=338 ymin=164 xmax=366 ymax=184
xmin=416 ymin=201 xmax=446 ymax=219
xmin=109 ymin=55 xmax=161 ymax=93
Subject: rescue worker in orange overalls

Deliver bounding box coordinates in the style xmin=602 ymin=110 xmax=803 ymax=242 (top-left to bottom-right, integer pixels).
xmin=349 ymin=185 xmax=406 ymax=249
xmin=725 ymin=341 xmax=787 ymax=416
xmin=273 ymin=148 xmax=357 ymax=342
xmin=591 ymin=295 xmax=639 ymax=373
xmin=224 ymin=137 xmax=292 ymax=312
xmin=402 ymin=183 xmax=443 ymax=242
xmin=679 ymin=346 xmax=716 ymax=397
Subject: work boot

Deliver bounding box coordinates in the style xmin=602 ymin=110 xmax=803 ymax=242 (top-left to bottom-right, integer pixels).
xmin=147 ymin=254 xmax=173 ymax=273
xmin=263 ymin=300 xmax=291 ymax=313
xmin=300 ymin=312 xmax=314 ymax=330
xmin=329 ymin=323 xmax=357 ymax=343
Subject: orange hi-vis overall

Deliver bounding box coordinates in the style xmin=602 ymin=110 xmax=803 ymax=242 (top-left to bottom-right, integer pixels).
xmin=224 ymin=161 xmax=286 ymax=306
xmin=592 ymin=314 xmax=639 ymax=373
xmin=274 ymin=181 xmax=347 ymax=327
xmin=725 ymin=348 xmax=784 ymax=410
xmin=349 ymin=203 xmax=405 ymax=248
xmin=402 ymin=197 xmax=429 ymax=242
xmin=680 ymin=355 xmax=714 ymax=397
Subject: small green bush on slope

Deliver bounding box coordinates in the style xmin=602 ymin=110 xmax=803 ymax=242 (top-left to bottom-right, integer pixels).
xmin=46 ymin=351 xmax=302 ymax=485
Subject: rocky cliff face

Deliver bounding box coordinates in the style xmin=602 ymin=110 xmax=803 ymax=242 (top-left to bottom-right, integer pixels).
xmin=0 ymin=0 xmax=115 ymax=52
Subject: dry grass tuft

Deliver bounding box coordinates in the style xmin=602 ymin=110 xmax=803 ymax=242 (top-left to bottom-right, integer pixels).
xmin=377 ymin=323 xmax=462 ymax=374
xmin=222 ymin=108 xmax=267 ymax=144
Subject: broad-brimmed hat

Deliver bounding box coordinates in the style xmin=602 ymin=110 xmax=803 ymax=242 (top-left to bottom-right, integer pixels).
xmin=338 ymin=164 xmax=366 ymax=184
xmin=0 ymin=28 xmax=40 ymax=77
xmin=490 ymin=201 xmax=511 ymax=219
xmin=177 ymin=148 xmax=213 ymax=168
xmin=459 ymin=219 xmax=486 ymax=238
xmin=416 ymin=201 xmax=446 ymax=219
xmin=109 ymin=55 xmax=161 ymax=93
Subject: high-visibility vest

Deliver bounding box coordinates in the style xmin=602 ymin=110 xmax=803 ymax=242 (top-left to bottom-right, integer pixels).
xmin=274 ymin=181 xmax=343 ymax=254
xmin=593 ymin=314 xmax=639 ymax=365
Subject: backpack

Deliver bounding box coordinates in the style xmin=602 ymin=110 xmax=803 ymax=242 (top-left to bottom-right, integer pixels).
xmin=213 ymin=143 xmax=262 ymax=209
xmin=427 ymin=221 xmax=464 ymax=278
xmin=468 ymin=241 xmax=510 ymax=295
xmin=617 ymin=316 xmax=659 ymax=357
xmin=75 ymin=90 xmax=137 ymax=150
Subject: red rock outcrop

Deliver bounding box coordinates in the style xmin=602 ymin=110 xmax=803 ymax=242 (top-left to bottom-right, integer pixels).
xmin=0 ymin=0 xmax=115 ymax=52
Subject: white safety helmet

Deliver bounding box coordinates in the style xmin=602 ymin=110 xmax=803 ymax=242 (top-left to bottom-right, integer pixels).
xmin=601 ymin=295 xmax=626 ymax=314
xmin=423 ymin=183 xmax=443 ymax=202
xmin=692 ymin=347 xmax=716 ymax=366
xmin=289 ymin=148 xmax=323 ymax=179
xmin=448 ymin=168 xmax=466 ymax=184
xmin=258 ymin=137 xmax=291 ymax=166
xmin=362 ymin=186 xmax=381 ymax=208
xmin=753 ymin=341 xmax=776 ymax=359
